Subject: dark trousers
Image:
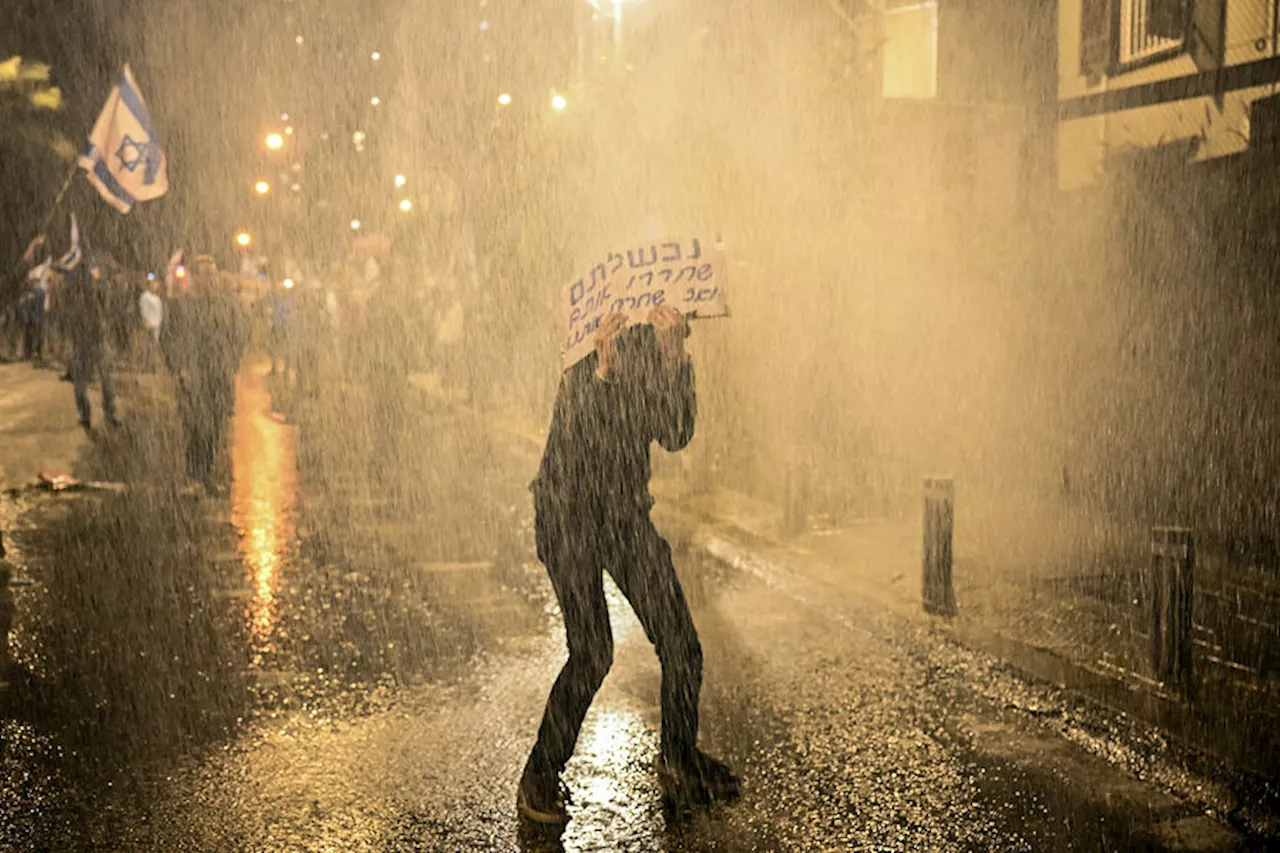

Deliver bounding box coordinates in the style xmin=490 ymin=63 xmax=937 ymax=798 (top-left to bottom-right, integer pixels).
xmin=527 ymin=492 xmax=703 ymax=779
xmin=22 ymin=320 xmax=44 ymax=361
xmin=178 ymin=377 xmax=233 ymax=487
xmin=72 ymin=347 xmax=116 ymax=426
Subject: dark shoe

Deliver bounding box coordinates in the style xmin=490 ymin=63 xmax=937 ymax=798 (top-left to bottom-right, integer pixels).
xmin=657 ymin=758 xmax=711 ymax=812
xmin=693 ymin=750 xmax=741 ymax=801
xmin=516 ymin=767 xmax=569 ymax=825
xmin=659 ymin=750 xmax=740 ymax=809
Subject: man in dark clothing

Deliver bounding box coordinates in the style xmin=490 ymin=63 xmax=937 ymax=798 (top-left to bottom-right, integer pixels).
xmin=518 ymin=306 xmax=739 ymax=826
xmin=63 ymin=264 xmax=118 ymax=430
xmin=162 ymin=256 xmax=247 ymax=493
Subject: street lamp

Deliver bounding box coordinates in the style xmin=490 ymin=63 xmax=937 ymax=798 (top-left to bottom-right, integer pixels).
xmin=550 ymin=92 xmax=568 ymax=112
xmin=371 ymin=51 xmax=381 ymax=61
xmin=265 ymin=132 xmax=284 ymax=150
xmin=235 ymin=230 xmax=253 ymax=248
xmin=497 ymin=92 xmax=512 ymax=106
xmin=370 ymin=96 xmax=381 ymax=106
xmin=399 ymin=199 xmax=413 ymax=213
xmin=254 ymin=180 xmax=271 ymax=195
xmin=394 ymin=174 xmax=407 ymax=188
xmin=350 ymin=219 xmax=362 ymax=231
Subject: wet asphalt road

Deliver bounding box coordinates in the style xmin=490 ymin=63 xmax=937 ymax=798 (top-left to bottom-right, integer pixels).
xmin=0 ymin=365 xmax=1127 ymax=851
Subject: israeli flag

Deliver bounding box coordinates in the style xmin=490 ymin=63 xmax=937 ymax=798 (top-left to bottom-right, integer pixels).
xmin=78 ymin=64 xmax=168 ymax=214
xmin=54 ymin=213 xmax=82 ymax=272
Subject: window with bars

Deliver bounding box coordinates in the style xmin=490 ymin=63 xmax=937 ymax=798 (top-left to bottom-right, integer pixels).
xmin=1081 ymin=0 xmax=1223 ymax=78
xmin=1118 ymin=0 xmax=1187 ymax=66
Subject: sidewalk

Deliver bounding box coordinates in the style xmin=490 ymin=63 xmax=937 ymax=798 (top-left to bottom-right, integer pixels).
xmin=0 ymin=362 xmax=90 ymax=492
xmin=662 ymin=481 xmax=1280 ymax=752
xmin=646 ymin=479 xmax=1280 ymax=839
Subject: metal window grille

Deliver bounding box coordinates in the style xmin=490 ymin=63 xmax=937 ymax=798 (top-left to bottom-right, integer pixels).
xmin=1119 ymin=0 xmax=1185 ymax=66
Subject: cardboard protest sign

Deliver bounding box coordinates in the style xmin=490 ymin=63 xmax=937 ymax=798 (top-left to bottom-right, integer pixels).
xmin=562 ymin=235 xmax=728 ymax=370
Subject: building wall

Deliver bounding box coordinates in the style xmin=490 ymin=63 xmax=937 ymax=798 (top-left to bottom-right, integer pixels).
xmin=1059 ymin=0 xmax=1277 ymax=189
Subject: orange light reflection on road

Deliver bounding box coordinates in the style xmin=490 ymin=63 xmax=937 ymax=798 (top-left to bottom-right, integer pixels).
xmin=230 ymin=362 xmax=297 ymax=665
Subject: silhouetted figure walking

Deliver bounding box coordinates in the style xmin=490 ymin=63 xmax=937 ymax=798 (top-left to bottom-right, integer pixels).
xmin=63 ymin=264 xmax=118 ymax=430
xmin=162 ymin=255 xmax=246 ymax=493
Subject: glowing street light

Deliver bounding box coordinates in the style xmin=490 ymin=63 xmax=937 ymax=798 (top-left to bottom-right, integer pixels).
xmin=399 ymin=199 xmax=413 ymax=213
xmin=350 ymin=219 xmax=362 ymax=231
xmin=394 ymin=174 xmax=407 ymax=188
xmin=496 ymin=92 xmax=512 ymax=106
xmin=371 ymin=51 xmax=382 ymax=61
xmin=284 ymin=125 xmax=294 ymax=135
xmin=265 ymin=132 xmax=284 ymax=150
xmin=283 ymin=278 xmax=296 ymax=289
xmin=254 ymin=180 xmax=271 ymax=195
xmin=370 ymin=96 xmax=381 ymax=106
xmin=235 ymin=230 xmax=253 ymax=248
xmin=550 ymin=92 xmax=568 ymax=112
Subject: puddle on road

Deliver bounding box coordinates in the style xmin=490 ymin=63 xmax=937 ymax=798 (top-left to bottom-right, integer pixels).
xmin=230 ymin=362 xmax=298 ymax=667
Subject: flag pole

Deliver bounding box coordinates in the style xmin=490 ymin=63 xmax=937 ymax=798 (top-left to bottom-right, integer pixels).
xmin=36 ymin=161 xmax=79 ymax=236
xmin=5 ymin=161 xmax=78 ymax=289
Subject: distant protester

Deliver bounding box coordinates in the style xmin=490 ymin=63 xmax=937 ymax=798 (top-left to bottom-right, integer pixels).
xmin=64 ymin=262 xmax=119 ymax=430
xmin=139 ymin=279 xmax=163 ymax=370
xmin=162 ymin=255 xmax=247 ymax=494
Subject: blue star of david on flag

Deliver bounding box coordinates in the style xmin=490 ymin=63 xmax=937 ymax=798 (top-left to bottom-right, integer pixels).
xmin=115 ymin=135 xmax=146 ymax=173
xmin=78 ymin=64 xmax=168 ymax=214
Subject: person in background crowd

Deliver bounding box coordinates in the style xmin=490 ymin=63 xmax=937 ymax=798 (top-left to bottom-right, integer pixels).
xmin=64 ymin=261 xmax=119 ymax=431
xmin=162 ymin=254 xmax=248 ymax=494
xmin=268 ymin=279 xmax=296 ymax=378
xmin=104 ymin=266 xmax=132 ymax=362
xmin=21 ymin=270 xmax=48 ymax=364
xmin=138 ymin=278 xmax=164 ymax=371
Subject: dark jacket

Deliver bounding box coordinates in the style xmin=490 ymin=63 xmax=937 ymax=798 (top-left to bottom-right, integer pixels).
xmin=534 ymin=324 xmax=695 ymax=512
xmin=63 ymin=270 xmax=107 ymax=357
xmin=161 ymin=284 xmax=248 ymax=397
xmin=21 ymin=285 xmax=47 ymax=326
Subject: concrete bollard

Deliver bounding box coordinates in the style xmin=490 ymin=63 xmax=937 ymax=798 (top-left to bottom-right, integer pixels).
xmin=1150 ymin=526 xmax=1194 ymax=695
xmin=922 ymin=476 xmax=957 ymax=617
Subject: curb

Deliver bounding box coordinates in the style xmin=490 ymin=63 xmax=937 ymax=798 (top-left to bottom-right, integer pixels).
xmin=680 ymin=518 xmax=1258 ymax=852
